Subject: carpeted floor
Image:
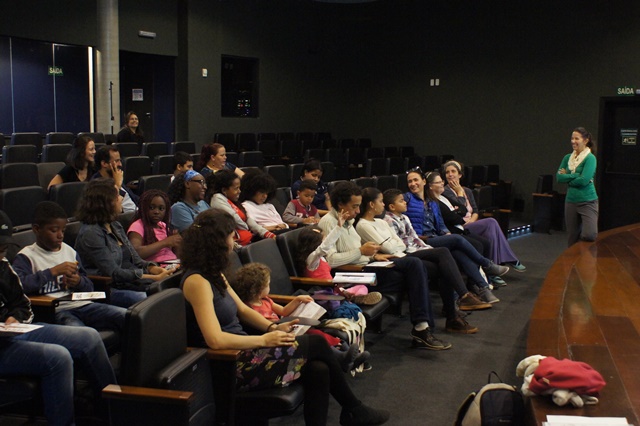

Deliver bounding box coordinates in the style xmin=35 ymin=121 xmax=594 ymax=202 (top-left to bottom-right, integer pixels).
xmin=273 ymin=227 xmax=568 ymax=425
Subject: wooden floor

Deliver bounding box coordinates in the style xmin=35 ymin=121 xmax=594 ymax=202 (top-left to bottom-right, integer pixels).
xmin=527 ymin=223 xmax=640 ymax=425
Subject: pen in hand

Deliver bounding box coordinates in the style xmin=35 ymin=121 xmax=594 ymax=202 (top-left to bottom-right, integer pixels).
xmin=378 ymin=236 xmax=390 ymax=245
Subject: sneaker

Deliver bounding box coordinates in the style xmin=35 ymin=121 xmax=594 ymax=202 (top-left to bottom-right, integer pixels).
xmin=458 ymin=293 xmax=492 ymax=311
xmin=477 ymin=286 xmax=500 ymax=304
xmin=340 ymin=403 xmax=390 ymax=426
xmin=510 ymin=261 xmax=527 ymax=272
xmin=410 ymin=328 xmax=452 ymax=350
xmin=483 ymin=261 xmax=509 ymax=277
xmin=353 ymin=292 xmax=383 ymax=305
xmin=446 ymin=316 xmax=478 ymax=334
xmin=490 ymin=275 xmax=507 ymax=287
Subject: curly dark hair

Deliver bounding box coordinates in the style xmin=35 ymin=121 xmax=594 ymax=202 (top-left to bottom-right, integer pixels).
xmin=133 ymin=189 xmax=172 ymax=245
xmin=168 ymin=172 xmax=188 ymax=205
xmin=329 ymin=181 xmax=361 ymax=211
xmin=205 ymin=170 xmax=245 ymax=214
xmin=34 ymin=201 xmax=67 ymax=227
xmin=239 ymin=172 xmax=276 ymax=203
xmin=298 ymin=179 xmax=318 ymax=193
xmin=67 ymin=135 xmax=95 ymax=171
xmin=75 ymin=178 xmax=118 ymax=224
xmin=180 ymin=208 xmax=236 ymax=294
xmin=233 ymin=263 xmax=271 ymax=305
xmin=295 ymin=225 xmax=324 ymax=275
xmin=383 ymin=188 xmax=404 ymax=211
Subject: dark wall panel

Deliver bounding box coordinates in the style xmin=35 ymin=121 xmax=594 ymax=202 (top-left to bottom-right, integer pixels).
xmin=53 ymin=44 xmax=90 ymax=133
xmin=0 ymin=38 xmax=13 ymax=135
xmin=11 ymin=38 xmax=55 ymax=133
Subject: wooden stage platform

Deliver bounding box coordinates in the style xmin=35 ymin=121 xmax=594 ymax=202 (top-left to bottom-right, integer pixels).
xmin=526 ymin=223 xmax=640 ymax=425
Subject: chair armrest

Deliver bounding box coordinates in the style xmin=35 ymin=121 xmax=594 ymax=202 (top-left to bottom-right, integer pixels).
xmin=333 ymin=264 xmax=365 ymax=272
xmin=28 ymin=295 xmax=59 ymax=323
xmin=269 ymin=294 xmax=295 ymax=304
xmin=290 ymin=276 xmax=334 ymax=287
xmin=202 ymin=348 xmax=241 ymax=362
xmin=102 ymin=384 xmax=193 ymax=405
xmin=532 ymin=193 xmax=554 ymax=198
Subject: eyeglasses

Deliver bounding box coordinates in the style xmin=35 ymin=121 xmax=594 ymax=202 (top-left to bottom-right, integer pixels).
xmin=406 ymin=166 xmax=423 ymax=175
xmin=190 ymin=179 xmax=206 ymax=185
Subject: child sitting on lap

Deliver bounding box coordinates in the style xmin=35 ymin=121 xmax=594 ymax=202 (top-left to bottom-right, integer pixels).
xmin=234 ymin=263 xmax=368 ymax=373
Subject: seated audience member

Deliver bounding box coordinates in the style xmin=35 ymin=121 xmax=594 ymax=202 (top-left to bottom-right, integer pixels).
xmin=318 ymin=181 xmax=451 ymax=350
xmin=197 ymin=142 xmax=244 ymax=178
xmin=208 ymin=170 xmax=276 ymax=246
xmin=179 ymin=208 xmax=389 ymax=425
xmin=240 ymin=172 xmax=288 ymax=232
xmin=172 ymin=151 xmax=194 ymax=180
xmin=355 ymin=189 xmax=490 ymax=334
xmin=405 ymin=170 xmax=505 ymax=303
xmin=295 ymin=213 xmax=382 ymax=306
xmin=290 ymin=160 xmax=331 ymax=215
xmin=48 ymin=135 xmax=96 ymax=189
xmin=168 ymin=170 xmax=209 ymax=232
xmin=75 ymin=178 xmax=173 ymax=308
xmin=441 ymin=160 xmax=526 ymax=273
xmin=13 ymin=201 xmax=126 ymax=331
xmin=116 ymin=111 xmax=144 ymax=146
xmin=233 ymin=262 xmax=369 ymax=373
xmin=0 ymin=210 xmax=116 ymax=426
xmin=91 ymin=145 xmax=138 ymax=213
xmin=128 ymin=190 xmax=181 ymax=263
xmin=283 ymin=179 xmax=321 ymax=226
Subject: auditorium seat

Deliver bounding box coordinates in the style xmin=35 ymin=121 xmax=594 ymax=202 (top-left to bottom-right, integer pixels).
xmin=214 ymin=132 xmax=235 ymax=150
xmin=264 ymin=165 xmax=289 ymax=188
xmin=386 ymin=157 xmax=405 ymax=175
xmin=10 ymin=132 xmax=42 ymax=154
xmin=123 ymin=156 xmax=152 ymax=185
xmin=141 ymin=142 xmax=169 ymax=159
xmin=37 ymin=162 xmax=64 ymax=189
xmin=48 ymin=182 xmax=87 ymax=219
xmin=104 ymin=289 xmax=215 ymax=426
xmin=0 ymin=186 xmax=47 ymax=228
xmin=238 ymin=151 xmax=263 ymax=168
xmin=170 ymin=141 xmax=196 ymax=154
xmin=113 ymin=142 xmax=140 ymax=158
xmin=40 ymin=144 xmax=72 ymax=163
xmin=0 ymin=162 xmax=39 ymax=189
xmin=152 ymin=154 xmax=175 ymax=175
xmin=45 ymin=132 xmax=74 ymax=146
xmin=365 ymin=158 xmax=386 ymax=177
xmin=77 ymin=132 xmax=105 ymax=145
xmin=2 ymin=145 xmax=38 ymax=164
xmin=375 ymin=175 xmax=397 ymax=192
xmin=137 ymin=174 xmax=172 ymax=195
xmin=236 ymin=133 xmax=257 ymax=152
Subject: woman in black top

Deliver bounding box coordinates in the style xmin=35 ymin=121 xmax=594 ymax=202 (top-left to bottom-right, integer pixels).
xmin=116 ymin=111 xmax=144 ymax=146
xmin=48 ymin=135 xmax=96 ymax=189
xmin=180 ymin=209 xmax=389 ymax=426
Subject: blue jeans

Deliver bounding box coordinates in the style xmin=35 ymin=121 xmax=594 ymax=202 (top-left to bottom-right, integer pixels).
xmin=0 ymin=324 xmax=116 ymax=426
xmin=55 ymin=302 xmax=127 ymax=332
xmin=374 ymin=256 xmax=434 ymax=327
xmin=110 ymin=288 xmax=147 ymax=308
xmin=425 ymin=234 xmax=491 ymax=288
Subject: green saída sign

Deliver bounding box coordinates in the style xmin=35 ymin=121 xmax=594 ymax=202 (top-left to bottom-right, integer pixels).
xmin=48 ymin=66 xmax=63 ymax=76
xmin=616 ymin=86 xmax=635 ymax=96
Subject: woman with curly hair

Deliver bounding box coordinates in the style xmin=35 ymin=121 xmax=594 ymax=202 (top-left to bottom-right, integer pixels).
xmin=127 ymin=189 xmax=182 ymax=263
xmin=74 ymin=178 xmax=173 ymax=308
xmin=168 ymin=170 xmax=210 ymax=232
xmin=197 ymin=142 xmax=244 ymax=178
xmin=207 ymin=169 xmax=276 ymax=246
xmin=48 ymin=135 xmax=96 ymax=189
xmin=180 ymin=208 xmax=389 ymax=426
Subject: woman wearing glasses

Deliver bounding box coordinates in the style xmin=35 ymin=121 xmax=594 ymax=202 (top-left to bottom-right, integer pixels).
xmin=440 ymin=160 xmax=526 ymax=278
xmin=208 ymin=169 xmax=276 ymax=246
xmin=168 ymin=170 xmax=210 ymax=232
xmin=404 ymin=169 xmax=505 ymax=304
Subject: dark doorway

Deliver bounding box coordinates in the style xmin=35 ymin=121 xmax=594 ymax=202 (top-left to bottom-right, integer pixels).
xmin=597 ymin=97 xmax=640 ymax=231
xmin=120 ymin=51 xmax=175 ymax=142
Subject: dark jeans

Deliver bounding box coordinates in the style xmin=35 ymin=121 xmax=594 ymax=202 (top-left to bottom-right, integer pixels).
xmin=55 ymin=302 xmax=127 ymax=332
xmin=408 ymin=247 xmax=466 ymax=320
xmin=425 ymin=234 xmax=491 ymax=288
xmin=0 ymin=324 xmax=116 ymax=426
xmin=374 ymin=256 xmax=434 ymax=327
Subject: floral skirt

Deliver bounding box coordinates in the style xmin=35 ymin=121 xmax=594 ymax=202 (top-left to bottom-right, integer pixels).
xmin=235 ymin=338 xmax=307 ymax=392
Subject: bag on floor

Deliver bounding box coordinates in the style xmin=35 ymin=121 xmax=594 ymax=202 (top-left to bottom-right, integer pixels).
xmin=454 ymin=371 xmax=524 ymax=426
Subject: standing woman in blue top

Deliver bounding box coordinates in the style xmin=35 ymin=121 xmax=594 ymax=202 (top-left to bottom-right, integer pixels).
xmin=557 ymin=127 xmax=598 ymax=246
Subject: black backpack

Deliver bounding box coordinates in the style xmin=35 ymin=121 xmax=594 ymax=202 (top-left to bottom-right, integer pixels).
xmin=455 ymin=371 xmax=525 ymax=426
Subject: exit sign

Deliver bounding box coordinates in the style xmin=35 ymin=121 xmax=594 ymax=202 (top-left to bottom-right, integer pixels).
xmin=48 ymin=66 xmax=63 ymax=76
xmin=616 ymin=86 xmax=635 ymax=96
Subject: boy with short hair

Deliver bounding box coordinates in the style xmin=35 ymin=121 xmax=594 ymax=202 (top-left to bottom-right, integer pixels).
xmin=173 ymin=151 xmax=194 ymax=179
xmin=282 ymin=179 xmax=320 ymax=225
xmin=12 ymin=201 xmax=126 ymax=332
xmin=382 ymin=189 xmax=429 ymax=252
